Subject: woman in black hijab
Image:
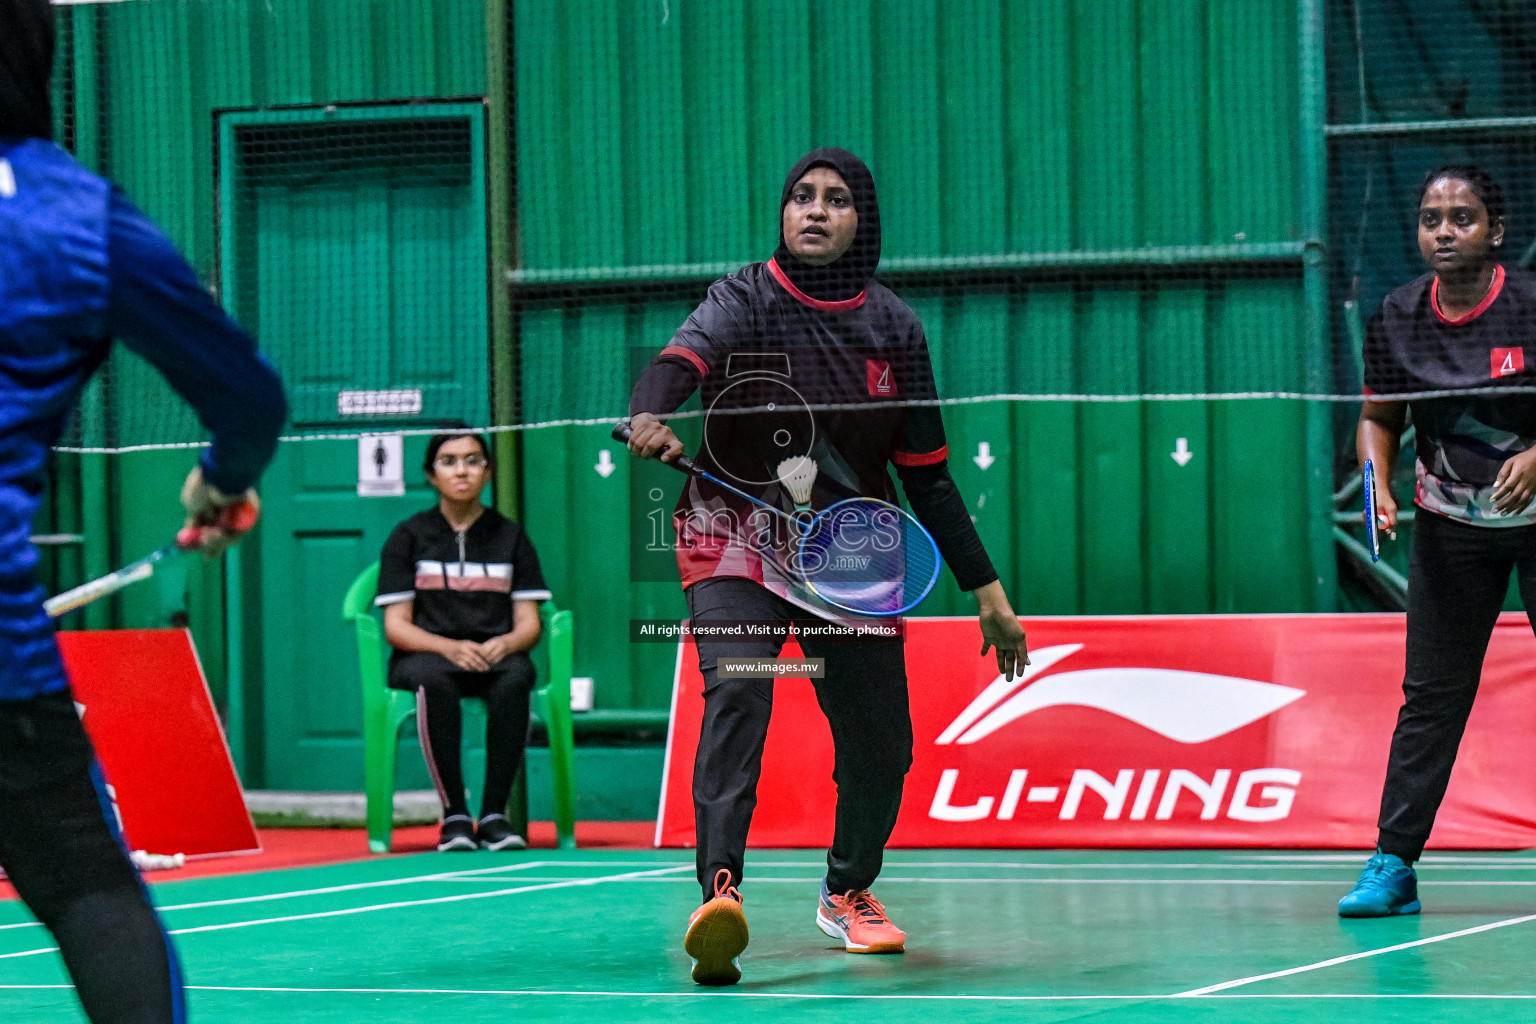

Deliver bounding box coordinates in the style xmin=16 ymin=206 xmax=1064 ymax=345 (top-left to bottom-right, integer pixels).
xmin=625 ymin=148 xmax=1028 ymax=985
xmin=0 ymin=0 xmax=54 ymax=140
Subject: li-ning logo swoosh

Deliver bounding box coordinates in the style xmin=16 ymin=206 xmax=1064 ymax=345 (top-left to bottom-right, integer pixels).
xmin=935 ymin=644 xmax=1305 ymax=746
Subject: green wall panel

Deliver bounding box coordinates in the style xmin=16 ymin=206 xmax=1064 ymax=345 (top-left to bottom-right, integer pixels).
xmin=71 ymin=0 xmax=486 ymax=452
xmin=91 ymin=0 xmax=486 ymax=278
xmin=513 ymin=0 xmax=1300 ymax=269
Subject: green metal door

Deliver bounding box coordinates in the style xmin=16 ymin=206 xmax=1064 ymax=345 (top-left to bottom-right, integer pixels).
xmin=219 ymin=104 xmax=489 ymax=789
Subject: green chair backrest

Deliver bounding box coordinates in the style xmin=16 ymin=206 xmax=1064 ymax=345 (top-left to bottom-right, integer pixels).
xmin=342 ymin=561 xmax=382 ymax=623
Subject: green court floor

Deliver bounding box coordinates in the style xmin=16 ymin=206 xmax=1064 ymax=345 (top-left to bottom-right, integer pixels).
xmin=2 ymin=848 xmax=1536 ymax=1022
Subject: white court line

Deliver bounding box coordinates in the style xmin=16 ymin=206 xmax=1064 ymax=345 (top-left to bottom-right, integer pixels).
xmin=444 ymin=859 xmax=1394 ymax=871
xmin=434 ymin=876 xmax=1536 ymax=887
xmin=437 ymin=876 xmax=1350 ymax=886
xmin=157 ymin=861 xmax=553 ymax=911
xmin=486 ymin=857 xmax=1536 ymax=871
xmin=1201 ymin=994 xmax=1536 ymax=999
xmin=1246 ymin=855 xmax=1536 ymax=865
xmin=0 ymin=861 xmax=554 ymax=934
xmin=0 ymin=865 xmax=694 ymax=962
xmin=0 ymin=857 xmax=1376 ymax=932
xmin=2 ymin=984 xmax=1536 ymax=1002
xmin=0 ymin=984 xmax=1519 ymax=1002
xmin=1175 ymin=912 xmax=1536 ymax=997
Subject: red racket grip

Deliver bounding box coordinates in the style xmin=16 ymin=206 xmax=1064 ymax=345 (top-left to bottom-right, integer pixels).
xmin=176 ymin=500 xmax=259 ymax=550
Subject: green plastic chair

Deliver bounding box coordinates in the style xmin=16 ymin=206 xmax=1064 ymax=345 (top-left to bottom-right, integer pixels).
xmin=342 ymin=561 xmax=577 ymax=853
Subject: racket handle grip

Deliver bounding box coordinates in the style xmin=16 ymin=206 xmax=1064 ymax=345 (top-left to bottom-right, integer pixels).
xmin=611 ymin=420 xmax=702 ymax=476
xmin=176 ymin=500 xmax=259 ymax=550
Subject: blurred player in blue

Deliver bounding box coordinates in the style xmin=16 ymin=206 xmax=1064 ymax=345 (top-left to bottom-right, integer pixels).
xmin=1 ymin=2 xmax=287 ymax=1020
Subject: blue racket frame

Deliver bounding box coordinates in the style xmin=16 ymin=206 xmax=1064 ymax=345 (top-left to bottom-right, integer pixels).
xmin=798 ymin=496 xmax=942 ymax=616
xmin=614 ymin=422 xmax=942 ymax=615
xmin=1363 ymin=459 xmax=1380 ymax=563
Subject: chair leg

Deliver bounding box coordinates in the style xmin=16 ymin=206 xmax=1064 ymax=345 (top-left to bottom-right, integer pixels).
xmin=365 ymin=717 xmax=399 ymax=854
xmin=538 ymin=688 xmax=578 ymax=850
xmin=506 ymin=764 xmax=529 ymax=840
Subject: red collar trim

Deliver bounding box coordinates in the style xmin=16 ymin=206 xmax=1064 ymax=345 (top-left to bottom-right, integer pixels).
xmin=1432 ymin=264 xmax=1505 ymax=326
xmin=767 ymin=258 xmax=866 ymax=312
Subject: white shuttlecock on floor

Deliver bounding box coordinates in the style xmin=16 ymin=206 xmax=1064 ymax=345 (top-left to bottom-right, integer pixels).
xmin=776 ymin=456 xmax=818 ymax=506
xmin=130 ymin=851 xmax=185 ymax=872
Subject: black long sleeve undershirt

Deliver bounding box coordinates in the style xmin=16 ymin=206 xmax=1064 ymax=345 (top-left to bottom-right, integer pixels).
xmin=628 ymin=357 xmax=699 ymax=417
xmin=898 ymin=462 xmax=998 ymax=592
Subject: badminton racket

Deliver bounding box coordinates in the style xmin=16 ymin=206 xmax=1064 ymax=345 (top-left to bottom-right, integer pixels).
xmin=614 ymin=422 xmax=939 ymax=615
xmin=1363 ymin=459 xmax=1380 ymax=563
xmin=44 ymin=501 xmax=258 ymax=618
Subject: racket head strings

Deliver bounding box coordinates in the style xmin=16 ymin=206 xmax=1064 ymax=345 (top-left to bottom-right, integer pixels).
xmin=795 ymin=497 xmax=940 ymax=616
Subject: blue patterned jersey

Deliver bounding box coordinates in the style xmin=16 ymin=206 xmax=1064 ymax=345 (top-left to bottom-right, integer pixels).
xmin=0 ymin=137 xmax=286 ymax=698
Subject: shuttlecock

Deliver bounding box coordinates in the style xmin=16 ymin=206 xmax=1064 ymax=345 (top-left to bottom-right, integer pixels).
xmin=131 ymin=851 xmax=185 ymax=872
xmin=776 ymin=456 xmax=818 ymax=506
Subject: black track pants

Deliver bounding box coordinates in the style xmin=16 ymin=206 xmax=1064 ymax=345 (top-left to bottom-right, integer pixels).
xmin=0 ymin=691 xmax=184 ymax=1024
xmin=686 ymin=577 xmax=913 ymax=903
xmin=389 ymin=652 xmax=536 ymax=820
xmin=1377 ymin=511 xmax=1536 ymax=862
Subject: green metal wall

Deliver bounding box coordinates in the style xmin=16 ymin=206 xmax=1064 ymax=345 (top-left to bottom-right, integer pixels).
xmin=91 ymin=0 xmax=485 ymax=279
xmin=514 ymin=0 xmax=1324 ymax=713
xmin=55 ymin=0 xmax=488 ymax=708
xmin=50 ymin=1 xmax=1330 ymax=733
xmin=514 ymin=0 xmax=1300 ymax=268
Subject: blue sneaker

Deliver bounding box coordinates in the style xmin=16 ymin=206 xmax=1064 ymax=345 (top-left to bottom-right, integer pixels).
xmin=1338 ymin=852 xmax=1420 ymax=917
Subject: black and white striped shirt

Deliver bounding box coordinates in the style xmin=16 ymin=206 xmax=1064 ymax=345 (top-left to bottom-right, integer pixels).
xmin=376 ymin=507 xmax=551 ymax=644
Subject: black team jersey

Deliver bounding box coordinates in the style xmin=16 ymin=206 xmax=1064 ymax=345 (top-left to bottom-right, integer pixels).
xmin=376 ymin=507 xmax=552 ymax=660
xmin=630 ymin=258 xmax=996 ymax=611
xmin=1364 ymin=264 xmax=1536 ymax=526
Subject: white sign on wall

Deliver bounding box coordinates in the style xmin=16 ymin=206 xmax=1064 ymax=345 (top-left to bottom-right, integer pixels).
xmin=338 ymin=389 xmax=422 ymax=416
xmin=358 ymin=434 xmax=405 ymax=497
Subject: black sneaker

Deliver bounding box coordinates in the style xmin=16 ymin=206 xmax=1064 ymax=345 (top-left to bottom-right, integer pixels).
xmin=437 ymin=815 xmax=477 ymax=852
xmin=477 ymin=814 xmax=527 ymax=851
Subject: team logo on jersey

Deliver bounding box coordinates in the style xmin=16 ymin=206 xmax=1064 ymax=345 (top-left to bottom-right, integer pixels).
xmin=867 ymin=360 xmax=895 ymax=396
xmin=1492 ymin=347 xmax=1525 ymax=379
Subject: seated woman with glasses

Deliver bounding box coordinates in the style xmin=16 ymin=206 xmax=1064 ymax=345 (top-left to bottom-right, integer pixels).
xmin=375 ymin=433 xmax=552 ymax=851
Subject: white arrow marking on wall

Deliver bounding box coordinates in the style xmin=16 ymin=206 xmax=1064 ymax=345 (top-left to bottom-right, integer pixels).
xmin=595 ymin=450 xmax=616 ymax=478
xmin=973 ymin=442 xmax=995 ymax=470
xmin=1171 ymin=438 xmax=1193 ymax=466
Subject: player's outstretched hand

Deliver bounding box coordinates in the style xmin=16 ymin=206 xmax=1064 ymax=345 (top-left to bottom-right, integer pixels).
xmin=627 ymin=412 xmax=685 ymax=463
xmin=1492 ymin=448 xmax=1536 ymax=517
xmin=179 ymin=466 xmax=261 ymax=558
xmin=975 ymin=580 xmax=1029 ymax=681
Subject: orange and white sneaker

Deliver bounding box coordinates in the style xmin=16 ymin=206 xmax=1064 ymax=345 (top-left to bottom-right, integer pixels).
xmin=816 ymin=880 xmax=906 ymax=953
xmin=684 ymin=868 xmax=749 ymax=986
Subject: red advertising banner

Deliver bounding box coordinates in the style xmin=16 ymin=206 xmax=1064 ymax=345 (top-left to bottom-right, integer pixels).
xmin=58 ymin=630 xmax=260 ymax=860
xmin=656 ymin=615 xmax=1536 ymax=849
